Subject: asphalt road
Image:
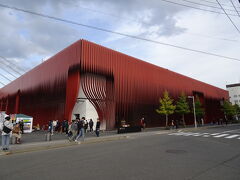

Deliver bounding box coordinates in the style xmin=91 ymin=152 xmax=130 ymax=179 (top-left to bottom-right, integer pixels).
xmin=0 ymin=125 xmax=240 ymax=180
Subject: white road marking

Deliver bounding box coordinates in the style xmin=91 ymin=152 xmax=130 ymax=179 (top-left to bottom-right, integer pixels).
xmin=203 ymin=135 xmax=210 ymax=137
xmin=213 ymin=134 xmax=229 ymax=138
xmin=210 ymin=133 xmax=221 ymax=136
xmin=192 ymin=133 xmax=204 ymax=136
xmin=167 ymin=133 xmax=183 ymax=135
xmin=225 ymin=135 xmax=240 ymax=139
xmin=168 ymin=131 xmax=240 ymax=140
xmin=182 ymin=133 xmax=194 ymax=136
xmin=222 ymin=129 xmax=240 ymax=133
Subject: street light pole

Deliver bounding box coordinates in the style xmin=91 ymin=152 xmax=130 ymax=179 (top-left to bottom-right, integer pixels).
xmin=188 ymin=96 xmax=197 ymax=128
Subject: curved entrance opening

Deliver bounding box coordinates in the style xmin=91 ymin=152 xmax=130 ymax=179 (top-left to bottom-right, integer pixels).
xmin=72 ymin=82 xmax=102 ymax=129
xmin=71 ymin=73 xmax=115 ymax=130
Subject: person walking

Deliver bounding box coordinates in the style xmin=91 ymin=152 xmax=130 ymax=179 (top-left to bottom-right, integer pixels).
xmin=48 ymin=120 xmax=53 ymax=135
xmin=140 ymin=117 xmax=146 ymax=130
xmin=69 ymin=120 xmax=78 ymax=141
xmin=0 ymin=116 xmax=13 ymax=151
xmin=75 ymin=117 xmax=85 ymax=142
xmin=89 ymin=119 xmax=94 ymax=132
xmin=171 ymin=120 xmax=175 ymax=129
xmin=19 ymin=120 xmax=24 ymax=134
xmin=84 ymin=119 xmax=88 ymax=133
xmin=175 ymin=119 xmax=179 ymax=129
xmin=61 ymin=120 xmax=65 ymax=133
xmin=52 ymin=120 xmax=57 ymax=134
xmin=95 ymin=118 xmax=101 ymax=137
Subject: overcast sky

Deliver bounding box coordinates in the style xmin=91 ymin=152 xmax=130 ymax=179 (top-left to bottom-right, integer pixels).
xmin=0 ymin=0 xmax=240 ymax=89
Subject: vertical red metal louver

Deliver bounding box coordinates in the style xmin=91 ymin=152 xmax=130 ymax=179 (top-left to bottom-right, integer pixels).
xmin=0 ymin=39 xmax=228 ymax=129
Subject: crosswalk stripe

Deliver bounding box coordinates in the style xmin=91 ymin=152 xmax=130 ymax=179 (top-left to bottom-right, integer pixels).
xmin=225 ymin=135 xmax=240 ymax=139
xmin=182 ymin=133 xmax=194 ymax=136
xmin=192 ymin=133 xmax=204 ymax=136
xmin=168 ymin=132 xmax=184 ymax=136
xmin=168 ymin=132 xmax=240 ymax=140
xmin=210 ymin=133 xmax=220 ymax=136
xmin=203 ymin=135 xmax=210 ymax=137
xmin=213 ymin=134 xmax=229 ymax=138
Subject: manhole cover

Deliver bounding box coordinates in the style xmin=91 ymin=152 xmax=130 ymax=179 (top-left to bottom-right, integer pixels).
xmin=166 ymin=149 xmax=187 ymax=154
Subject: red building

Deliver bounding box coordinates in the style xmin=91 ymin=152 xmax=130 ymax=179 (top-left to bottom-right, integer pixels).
xmin=0 ymin=40 xmax=228 ymax=129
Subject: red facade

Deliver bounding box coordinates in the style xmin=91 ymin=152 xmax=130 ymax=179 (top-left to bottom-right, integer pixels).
xmin=0 ymin=40 xmax=228 ymax=129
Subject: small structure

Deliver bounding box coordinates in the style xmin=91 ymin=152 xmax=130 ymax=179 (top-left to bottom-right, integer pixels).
xmin=16 ymin=114 xmax=33 ymax=133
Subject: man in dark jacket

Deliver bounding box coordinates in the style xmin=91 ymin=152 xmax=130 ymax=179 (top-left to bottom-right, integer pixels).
xmin=75 ymin=117 xmax=85 ymax=142
xmin=20 ymin=120 xmax=24 ymax=134
xmin=95 ymin=118 xmax=101 ymax=137
xmin=89 ymin=119 xmax=94 ymax=132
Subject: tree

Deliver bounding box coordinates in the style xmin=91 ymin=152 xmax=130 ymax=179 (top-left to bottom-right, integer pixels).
xmin=156 ymin=90 xmax=176 ymax=128
xmin=233 ymin=104 xmax=240 ymax=120
xmin=175 ymin=92 xmax=190 ymax=127
xmin=194 ymin=96 xmax=205 ymax=121
xmin=234 ymin=104 xmax=240 ymax=115
xmin=222 ymin=101 xmax=236 ymax=120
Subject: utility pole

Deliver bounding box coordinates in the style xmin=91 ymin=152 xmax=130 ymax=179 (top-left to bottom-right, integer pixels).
xmin=188 ymin=96 xmax=197 ymax=128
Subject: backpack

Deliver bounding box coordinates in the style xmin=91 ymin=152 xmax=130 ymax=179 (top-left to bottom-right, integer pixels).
xmin=3 ymin=122 xmax=12 ymax=134
xmin=71 ymin=122 xmax=78 ymax=131
xmin=77 ymin=120 xmax=84 ymax=129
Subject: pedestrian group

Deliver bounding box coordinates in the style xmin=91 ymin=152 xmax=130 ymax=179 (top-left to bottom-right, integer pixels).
xmin=46 ymin=117 xmax=101 ymax=142
xmin=67 ymin=117 xmax=101 ymax=142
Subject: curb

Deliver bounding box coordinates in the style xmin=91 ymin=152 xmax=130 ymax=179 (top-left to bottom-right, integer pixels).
xmin=0 ymin=135 xmax=128 ymax=156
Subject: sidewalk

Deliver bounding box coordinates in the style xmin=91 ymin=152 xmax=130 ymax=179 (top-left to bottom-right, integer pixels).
xmin=0 ymin=130 xmax=129 ymax=156
xmin=1 ymin=123 xmax=239 ymax=156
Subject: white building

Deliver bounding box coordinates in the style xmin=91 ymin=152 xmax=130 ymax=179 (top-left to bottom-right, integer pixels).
xmin=226 ymin=83 xmax=240 ymax=105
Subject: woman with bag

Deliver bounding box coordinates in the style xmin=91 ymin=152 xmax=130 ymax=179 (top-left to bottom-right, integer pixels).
xmin=0 ymin=116 xmax=13 ymax=151
xmin=12 ymin=123 xmax=22 ymax=144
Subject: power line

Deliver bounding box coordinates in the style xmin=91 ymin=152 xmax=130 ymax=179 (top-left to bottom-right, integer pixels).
xmin=229 ymin=0 xmax=240 ymax=17
xmin=181 ymin=0 xmax=240 ymax=13
xmin=67 ymin=2 xmax=239 ymax=43
xmin=0 ymin=56 xmax=26 ymax=74
xmin=185 ymin=32 xmax=238 ymax=42
xmin=0 ymin=81 xmax=6 ymax=86
xmin=0 ymin=72 xmax=12 ymax=82
xmin=0 ymin=3 xmax=240 ymax=62
xmin=0 ymin=58 xmax=23 ymax=76
xmin=216 ymin=0 xmax=240 ymax=34
xmin=198 ymin=0 xmax=240 ymax=9
xmin=0 ymin=61 xmax=18 ymax=78
xmin=159 ymin=0 xmax=238 ymax=16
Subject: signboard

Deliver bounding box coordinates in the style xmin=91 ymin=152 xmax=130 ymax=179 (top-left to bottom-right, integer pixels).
xmin=17 ymin=117 xmax=33 ymax=133
xmin=15 ymin=114 xmax=33 ymax=133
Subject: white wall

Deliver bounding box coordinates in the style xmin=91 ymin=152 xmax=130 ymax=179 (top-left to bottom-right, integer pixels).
xmin=227 ymin=86 xmax=240 ymax=105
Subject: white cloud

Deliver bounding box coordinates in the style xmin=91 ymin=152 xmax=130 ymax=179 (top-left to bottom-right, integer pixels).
xmin=0 ymin=0 xmax=239 ymax=89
